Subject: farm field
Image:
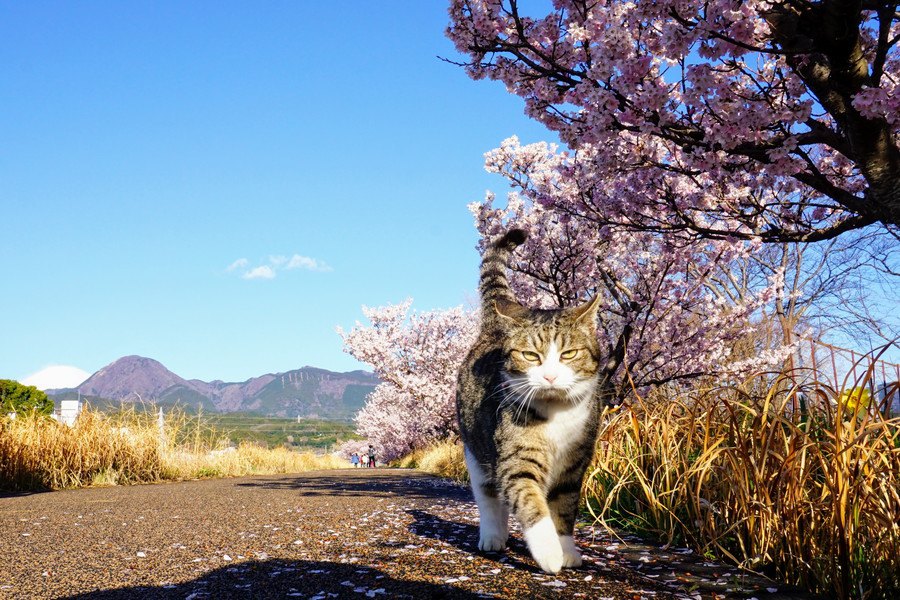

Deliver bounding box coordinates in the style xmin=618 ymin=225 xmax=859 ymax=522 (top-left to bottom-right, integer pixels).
xmin=204 ymin=413 xmax=360 ymax=452
xmin=92 ymin=401 xmax=362 ymax=453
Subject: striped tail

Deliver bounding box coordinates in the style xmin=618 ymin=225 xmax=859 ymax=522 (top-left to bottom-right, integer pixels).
xmin=479 ymin=229 xmax=527 ymax=319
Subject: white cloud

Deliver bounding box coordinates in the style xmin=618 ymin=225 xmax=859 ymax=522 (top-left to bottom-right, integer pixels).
xmin=286 ymin=254 xmax=332 ymax=272
xmin=242 ymin=265 xmax=277 ymax=280
xmin=21 ymin=365 xmax=91 ymax=390
xmin=227 ymin=253 xmax=332 ymax=280
xmin=227 ymin=258 xmax=249 ymax=272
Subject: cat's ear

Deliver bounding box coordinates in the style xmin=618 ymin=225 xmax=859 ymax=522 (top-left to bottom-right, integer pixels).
xmin=493 ymin=299 xmax=529 ymax=324
xmin=570 ymin=294 xmax=601 ymax=324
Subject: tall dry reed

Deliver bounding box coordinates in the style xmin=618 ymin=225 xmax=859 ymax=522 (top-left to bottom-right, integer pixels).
xmin=395 ymin=438 xmax=469 ymax=483
xmin=586 ymin=374 xmax=900 ymax=599
xmin=0 ymin=405 xmax=347 ymax=492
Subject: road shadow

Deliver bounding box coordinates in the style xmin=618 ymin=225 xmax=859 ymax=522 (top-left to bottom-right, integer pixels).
xmin=59 ymin=558 xmax=486 ymax=600
xmin=0 ymin=488 xmax=46 ymax=498
xmin=406 ymin=509 xmax=543 ymax=573
xmin=403 ymin=509 xmax=799 ymax=597
xmin=235 ymin=470 xmax=472 ymax=501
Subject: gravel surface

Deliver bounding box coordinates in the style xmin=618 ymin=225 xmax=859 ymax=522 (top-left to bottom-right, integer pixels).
xmin=0 ymin=469 xmax=814 ymax=599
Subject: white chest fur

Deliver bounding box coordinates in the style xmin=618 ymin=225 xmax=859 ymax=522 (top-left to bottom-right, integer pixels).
xmin=543 ymin=398 xmax=592 ymax=486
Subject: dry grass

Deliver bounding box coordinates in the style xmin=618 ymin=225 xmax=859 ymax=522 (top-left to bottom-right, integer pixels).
xmin=587 ymin=376 xmax=900 ymax=599
xmin=394 ymin=438 xmax=469 ymax=483
xmin=0 ymin=405 xmax=347 ymax=492
xmin=392 ymin=371 xmax=899 ymax=599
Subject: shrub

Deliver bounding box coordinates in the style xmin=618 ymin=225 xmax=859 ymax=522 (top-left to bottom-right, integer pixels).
xmin=0 ymin=405 xmax=348 ymax=492
xmin=586 ymin=375 xmax=900 ymax=599
xmin=397 ymin=438 xmax=468 ymax=483
xmin=0 ymin=379 xmax=53 ymax=416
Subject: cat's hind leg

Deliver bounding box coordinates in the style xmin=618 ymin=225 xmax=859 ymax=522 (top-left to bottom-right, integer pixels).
xmin=464 ymin=448 xmax=509 ymax=552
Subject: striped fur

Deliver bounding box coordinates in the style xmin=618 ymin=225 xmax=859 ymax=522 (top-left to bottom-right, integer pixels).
xmin=456 ymin=229 xmax=604 ymax=574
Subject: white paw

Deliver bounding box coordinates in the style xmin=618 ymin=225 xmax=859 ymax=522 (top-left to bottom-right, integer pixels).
xmin=532 ymin=545 xmax=564 ymax=574
xmin=478 ymin=531 xmax=508 ymax=552
xmin=523 ymin=517 xmax=564 ymax=574
xmin=559 ymin=535 xmax=582 ymax=568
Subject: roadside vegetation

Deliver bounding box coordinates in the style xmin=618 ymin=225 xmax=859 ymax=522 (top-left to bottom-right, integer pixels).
xmin=394 ymin=438 xmax=468 ymax=483
xmin=588 ymin=374 xmax=900 ymax=599
xmin=0 ymin=405 xmax=348 ymax=492
xmin=393 ymin=371 xmax=900 ymax=599
xmin=76 ymin=399 xmax=362 ymax=452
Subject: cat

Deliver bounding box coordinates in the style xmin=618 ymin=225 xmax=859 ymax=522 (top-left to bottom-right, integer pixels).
xmin=456 ymin=228 xmax=606 ymax=574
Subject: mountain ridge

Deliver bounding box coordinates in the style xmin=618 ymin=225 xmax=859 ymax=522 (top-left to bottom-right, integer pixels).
xmin=48 ymin=355 xmax=377 ymax=420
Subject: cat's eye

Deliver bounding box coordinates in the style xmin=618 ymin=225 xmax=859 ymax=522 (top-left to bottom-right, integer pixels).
xmin=520 ymin=351 xmax=541 ymax=362
xmin=560 ymin=349 xmax=579 ymax=360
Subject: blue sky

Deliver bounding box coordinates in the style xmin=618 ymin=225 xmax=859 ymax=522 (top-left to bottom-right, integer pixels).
xmin=5 ymin=3 xmax=897 ymax=389
xmin=2 ymin=2 xmax=555 ymax=384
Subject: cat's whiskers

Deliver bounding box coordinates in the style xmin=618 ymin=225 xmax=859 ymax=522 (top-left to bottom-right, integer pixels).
xmin=495 ymin=377 xmax=539 ymax=424
xmin=497 ymin=375 xmax=591 ymax=423
xmin=491 ymin=378 xmax=523 ymax=402
xmin=511 ymin=385 xmax=537 ymax=425
xmin=495 ymin=379 xmax=531 ymax=411
xmin=565 ymin=375 xmax=599 ymax=406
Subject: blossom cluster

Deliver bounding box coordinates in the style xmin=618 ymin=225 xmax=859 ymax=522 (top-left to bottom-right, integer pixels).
xmin=447 ymin=0 xmax=900 ymax=239
xmin=337 ymin=301 xmax=478 ymax=461
xmin=473 ymin=136 xmax=789 ymax=390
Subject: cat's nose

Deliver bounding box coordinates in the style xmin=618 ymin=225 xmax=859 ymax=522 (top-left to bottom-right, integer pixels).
xmin=544 ymin=373 xmax=557 ymax=384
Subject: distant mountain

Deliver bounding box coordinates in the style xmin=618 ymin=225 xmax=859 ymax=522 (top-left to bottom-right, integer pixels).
xmin=48 ymin=355 xmax=377 ymax=421
xmin=77 ymin=356 xmax=195 ymax=401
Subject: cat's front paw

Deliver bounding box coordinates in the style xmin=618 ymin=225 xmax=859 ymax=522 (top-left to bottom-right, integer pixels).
xmin=559 ymin=535 xmax=582 ymax=568
xmin=523 ymin=517 xmax=564 ymax=574
xmin=478 ymin=531 xmax=508 ymax=552
xmin=531 ymin=545 xmax=564 ymax=574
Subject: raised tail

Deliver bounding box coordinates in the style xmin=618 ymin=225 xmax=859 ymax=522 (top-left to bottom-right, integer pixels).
xmin=479 ymin=229 xmax=527 ymax=318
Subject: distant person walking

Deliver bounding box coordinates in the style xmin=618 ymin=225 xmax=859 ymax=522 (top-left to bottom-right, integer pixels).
xmin=350 ymin=452 xmax=360 ymax=468
xmin=368 ymin=445 xmax=376 ymax=468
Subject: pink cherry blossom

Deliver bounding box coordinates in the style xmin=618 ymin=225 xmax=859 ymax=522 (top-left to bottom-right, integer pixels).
xmin=337 ymin=301 xmax=478 ymax=461
xmin=336 ymin=0 xmax=900 ymax=458
xmin=447 ymin=0 xmax=900 ymax=240
xmin=472 ymin=135 xmax=791 ymax=392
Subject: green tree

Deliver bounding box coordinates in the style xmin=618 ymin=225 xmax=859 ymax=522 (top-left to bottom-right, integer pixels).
xmin=0 ymin=380 xmax=54 ymax=416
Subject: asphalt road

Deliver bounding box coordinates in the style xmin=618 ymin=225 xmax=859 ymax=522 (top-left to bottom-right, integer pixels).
xmin=0 ymin=469 xmax=812 ymax=599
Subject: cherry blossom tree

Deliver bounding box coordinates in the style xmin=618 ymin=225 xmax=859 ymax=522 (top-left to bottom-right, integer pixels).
xmin=471 ymin=136 xmax=788 ymax=394
xmin=340 ymin=141 xmax=798 ymax=456
xmin=340 ymin=1 xmax=900 ymax=459
xmin=447 ymin=0 xmax=900 ymax=242
xmin=340 ymin=168 xmax=790 ymax=457
xmin=337 ymin=301 xmax=478 ymax=461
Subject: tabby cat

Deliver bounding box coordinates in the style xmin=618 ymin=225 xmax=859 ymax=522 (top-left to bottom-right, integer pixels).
xmin=456 ymin=229 xmax=604 ymax=574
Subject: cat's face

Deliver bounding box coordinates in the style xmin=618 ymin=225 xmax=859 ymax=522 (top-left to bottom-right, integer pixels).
xmin=514 ymin=339 xmax=596 ymax=397
xmin=496 ymin=298 xmax=601 ymax=403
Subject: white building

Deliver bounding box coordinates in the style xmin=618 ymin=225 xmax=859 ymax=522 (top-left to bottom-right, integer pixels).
xmin=52 ymin=399 xmax=82 ymax=426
